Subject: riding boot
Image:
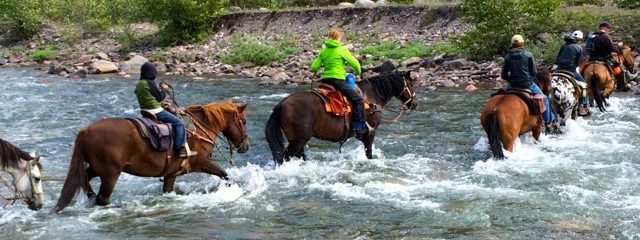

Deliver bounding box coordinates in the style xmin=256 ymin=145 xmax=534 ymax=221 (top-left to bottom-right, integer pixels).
xmin=578 ymin=105 xmax=591 ymax=117
xmin=177 ymin=147 xmax=197 ymax=158
xmin=545 ymin=122 xmax=563 ymax=135
xmin=354 ymin=122 xmax=373 ymax=140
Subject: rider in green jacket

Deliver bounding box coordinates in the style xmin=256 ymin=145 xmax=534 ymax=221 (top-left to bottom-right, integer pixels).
xmin=311 ymin=28 xmax=369 ymax=137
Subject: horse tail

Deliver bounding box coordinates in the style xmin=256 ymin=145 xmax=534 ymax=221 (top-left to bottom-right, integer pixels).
xmin=53 ymin=129 xmax=90 ymax=213
xmin=265 ymin=103 xmax=285 ymax=166
xmin=486 ymin=110 xmax=505 ymax=159
xmin=590 ymin=72 xmax=607 ymax=112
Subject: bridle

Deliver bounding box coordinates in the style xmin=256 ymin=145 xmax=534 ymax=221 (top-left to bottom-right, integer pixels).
xmin=381 ymin=77 xmax=416 ymax=123
xmin=184 ymin=109 xmax=248 ymax=165
xmin=0 ymin=161 xmax=42 ymax=208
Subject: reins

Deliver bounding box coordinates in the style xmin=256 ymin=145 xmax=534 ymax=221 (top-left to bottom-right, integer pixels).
xmin=0 ymin=160 xmax=40 ymax=208
xmin=379 ymin=77 xmax=414 ymax=123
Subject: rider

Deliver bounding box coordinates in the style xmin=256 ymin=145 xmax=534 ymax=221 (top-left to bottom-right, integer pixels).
xmin=135 ymin=62 xmax=190 ymax=158
xmin=501 ymin=35 xmax=556 ymax=130
xmin=554 ymin=30 xmax=590 ymax=116
xmin=588 ymin=22 xmax=620 ymax=69
xmin=311 ymin=28 xmax=370 ymax=137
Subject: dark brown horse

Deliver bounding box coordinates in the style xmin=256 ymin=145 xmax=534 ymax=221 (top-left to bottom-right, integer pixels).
xmin=480 ymin=66 xmax=552 ymax=159
xmin=265 ymin=71 xmax=418 ymax=165
xmin=53 ymin=100 xmax=249 ymax=212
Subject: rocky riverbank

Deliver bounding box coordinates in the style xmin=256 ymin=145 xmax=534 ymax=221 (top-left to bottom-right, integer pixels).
xmin=0 ymin=4 xmax=505 ymax=91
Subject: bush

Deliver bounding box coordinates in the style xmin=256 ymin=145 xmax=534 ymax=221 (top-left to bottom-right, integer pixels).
xmin=528 ymin=36 xmax=565 ymax=64
xmin=221 ymin=35 xmax=301 ymax=66
xmin=145 ymin=0 xmax=228 ymax=46
xmin=0 ymin=0 xmax=42 ymax=40
xmin=615 ymin=0 xmax=640 ymax=9
xmin=457 ymin=0 xmax=562 ymax=60
xmin=28 ymin=47 xmax=58 ymax=63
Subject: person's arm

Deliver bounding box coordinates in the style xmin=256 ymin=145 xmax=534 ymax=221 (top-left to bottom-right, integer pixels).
xmin=501 ymin=56 xmax=510 ymax=82
xmin=555 ymin=45 xmax=564 ymax=66
xmin=575 ymin=46 xmax=583 ymax=67
xmin=529 ymin=54 xmax=537 ymax=77
xmin=311 ymin=51 xmax=323 ymax=72
xmin=342 ymin=47 xmax=361 ymax=75
xmin=148 ymin=80 xmax=166 ymax=102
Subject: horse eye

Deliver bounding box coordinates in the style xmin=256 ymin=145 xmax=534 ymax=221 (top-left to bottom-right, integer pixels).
xmin=35 ymin=177 xmax=41 ymax=182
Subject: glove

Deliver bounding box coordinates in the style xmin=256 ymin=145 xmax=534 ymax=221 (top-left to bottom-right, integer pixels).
xmin=552 ymin=64 xmax=558 ymax=71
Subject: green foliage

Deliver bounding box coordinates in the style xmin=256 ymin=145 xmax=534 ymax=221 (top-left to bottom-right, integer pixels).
xmin=458 ymin=0 xmax=562 ymax=60
xmin=359 ymin=41 xmax=463 ymax=61
xmin=115 ymin=28 xmax=141 ymax=53
xmin=27 ymin=46 xmax=58 ymax=63
xmin=615 ymin=0 xmax=640 ymax=9
xmin=563 ymin=0 xmax=603 ymax=6
xmin=0 ymin=0 xmax=42 ymax=40
xmin=528 ymin=36 xmax=564 ymax=64
xmin=229 ymin=0 xmax=281 ymax=8
xmin=145 ymin=0 xmax=228 ymax=46
xmin=221 ymin=34 xmax=301 ymax=66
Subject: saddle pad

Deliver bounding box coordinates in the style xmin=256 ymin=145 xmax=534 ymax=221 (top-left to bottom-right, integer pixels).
xmin=491 ymin=88 xmax=541 ymax=115
xmin=552 ymin=71 xmax=587 ymax=97
xmin=128 ymin=118 xmax=173 ymax=151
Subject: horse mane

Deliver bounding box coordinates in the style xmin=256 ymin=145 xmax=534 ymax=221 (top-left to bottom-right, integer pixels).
xmin=186 ymin=100 xmax=238 ymax=131
xmin=361 ymin=71 xmax=408 ymax=101
xmin=0 ymin=138 xmax=34 ymax=170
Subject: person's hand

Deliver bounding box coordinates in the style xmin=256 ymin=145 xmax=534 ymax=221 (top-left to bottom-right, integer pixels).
xmin=160 ymin=82 xmax=171 ymax=90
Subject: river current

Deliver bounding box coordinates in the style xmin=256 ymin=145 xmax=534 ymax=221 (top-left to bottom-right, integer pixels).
xmin=1 ymin=67 xmax=639 ymax=239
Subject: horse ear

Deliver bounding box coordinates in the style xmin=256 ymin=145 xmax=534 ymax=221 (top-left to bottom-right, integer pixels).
xmin=237 ymin=103 xmax=248 ymax=112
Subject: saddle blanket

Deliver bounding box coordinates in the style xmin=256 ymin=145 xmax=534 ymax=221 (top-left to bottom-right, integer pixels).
xmin=128 ymin=117 xmax=172 ymax=151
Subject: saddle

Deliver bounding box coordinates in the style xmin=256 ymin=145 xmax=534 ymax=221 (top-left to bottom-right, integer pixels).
xmin=128 ymin=113 xmax=173 ymax=152
xmin=311 ymin=83 xmax=372 ymax=117
xmin=553 ymin=70 xmax=587 ymax=98
xmin=580 ymin=58 xmax=621 ymax=76
xmin=491 ymin=88 xmax=545 ymax=115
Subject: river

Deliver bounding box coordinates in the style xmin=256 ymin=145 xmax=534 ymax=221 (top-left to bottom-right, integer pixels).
xmin=1 ymin=67 xmax=639 ymax=239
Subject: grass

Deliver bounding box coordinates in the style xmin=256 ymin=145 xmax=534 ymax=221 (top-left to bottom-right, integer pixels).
xmin=221 ymin=34 xmax=301 ymax=66
xmin=27 ymin=46 xmax=59 ymax=63
xmin=359 ymin=40 xmax=464 ymax=62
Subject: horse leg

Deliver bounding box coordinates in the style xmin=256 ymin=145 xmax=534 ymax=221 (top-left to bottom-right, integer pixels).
xmin=162 ymin=176 xmax=177 ymax=193
xmin=362 ymin=131 xmax=376 ymax=159
xmin=532 ymin=125 xmax=542 ymax=141
xmin=198 ymin=161 xmax=229 ymax=180
xmin=85 ymin=166 xmax=97 ymax=199
xmin=285 ymin=139 xmax=307 ymax=161
xmin=95 ymin=171 xmax=121 ymax=206
xmin=501 ymin=130 xmax=518 ymax=152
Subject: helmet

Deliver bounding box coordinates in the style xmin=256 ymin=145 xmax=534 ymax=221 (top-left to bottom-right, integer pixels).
xmin=511 ymin=35 xmax=524 ymax=44
xmin=571 ymin=30 xmax=584 ymax=40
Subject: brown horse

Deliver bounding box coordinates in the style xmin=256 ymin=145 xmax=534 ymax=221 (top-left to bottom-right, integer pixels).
xmin=584 ymin=45 xmax=636 ymax=111
xmin=480 ymin=66 xmax=552 ymax=159
xmin=53 ymin=100 xmax=249 ymax=212
xmin=265 ymin=71 xmax=418 ymax=165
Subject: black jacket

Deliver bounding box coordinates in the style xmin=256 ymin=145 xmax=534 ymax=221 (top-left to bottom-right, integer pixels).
xmin=590 ymin=30 xmax=614 ymax=60
xmin=555 ymin=36 xmax=583 ymax=71
xmin=502 ymin=48 xmax=536 ymax=89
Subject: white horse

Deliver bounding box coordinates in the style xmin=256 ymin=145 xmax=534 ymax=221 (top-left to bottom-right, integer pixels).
xmin=550 ymin=71 xmax=582 ymax=126
xmin=0 ymin=138 xmax=43 ymax=210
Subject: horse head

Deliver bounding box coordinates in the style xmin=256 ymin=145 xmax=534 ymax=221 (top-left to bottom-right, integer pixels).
xmin=393 ymin=70 xmax=419 ymax=110
xmin=535 ymin=64 xmax=552 ymax=95
xmin=621 ymin=45 xmax=637 ymax=73
xmin=4 ymin=152 xmax=44 ymax=211
xmin=221 ymin=102 xmax=249 ymax=154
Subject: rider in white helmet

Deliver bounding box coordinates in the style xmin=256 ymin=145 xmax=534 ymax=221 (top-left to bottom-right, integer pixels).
xmin=554 ymin=30 xmax=590 ymax=116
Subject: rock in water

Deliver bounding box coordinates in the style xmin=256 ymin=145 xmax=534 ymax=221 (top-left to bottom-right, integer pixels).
xmin=119 ymin=55 xmax=149 ymax=74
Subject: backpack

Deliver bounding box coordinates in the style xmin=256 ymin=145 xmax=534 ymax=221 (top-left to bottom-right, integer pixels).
xmin=584 ymin=32 xmax=595 ymax=53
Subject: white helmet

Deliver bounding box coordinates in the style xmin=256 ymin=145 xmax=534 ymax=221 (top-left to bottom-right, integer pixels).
xmin=571 ymin=30 xmax=584 ymax=40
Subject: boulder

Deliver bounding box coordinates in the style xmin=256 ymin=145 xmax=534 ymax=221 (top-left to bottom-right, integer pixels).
xmin=48 ymin=62 xmax=73 ymax=75
xmin=355 ymin=0 xmax=376 ymax=7
xmin=401 ymin=57 xmax=422 ymax=67
xmin=338 ymin=2 xmax=355 ymax=8
xmin=634 ymin=84 xmax=640 ymax=95
xmin=376 ymin=0 xmax=387 ymax=5
xmin=69 ymin=68 xmax=88 ymax=78
xmin=94 ymin=52 xmax=109 ymax=60
xmin=271 ymin=72 xmax=291 ymax=83
xmin=0 ymin=57 xmax=6 ymax=66
xmin=258 ymin=7 xmax=269 ymax=12
xmin=153 ymin=62 xmax=167 ymax=73
xmin=76 ymin=55 xmax=93 ymax=65
xmin=230 ymin=6 xmax=242 ymax=12
xmin=90 ymin=60 xmax=118 ymax=74
xmin=119 ymin=55 xmax=149 ymax=74
xmin=370 ymin=60 xmax=397 ymax=73
xmin=443 ymin=58 xmax=473 ymax=70
xmin=465 ymin=84 xmax=478 ymax=92
xmin=8 ymin=56 xmax=20 ymax=64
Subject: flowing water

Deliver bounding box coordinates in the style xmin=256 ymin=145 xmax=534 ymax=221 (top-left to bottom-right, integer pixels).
xmin=1 ymin=67 xmax=640 ymax=239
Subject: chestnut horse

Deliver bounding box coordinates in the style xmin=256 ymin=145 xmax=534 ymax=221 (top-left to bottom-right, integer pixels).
xmin=266 ymin=71 xmax=418 ymax=165
xmin=480 ymin=66 xmax=552 ymax=159
xmin=53 ymin=100 xmax=249 ymax=212
xmin=584 ymin=45 xmax=636 ymax=111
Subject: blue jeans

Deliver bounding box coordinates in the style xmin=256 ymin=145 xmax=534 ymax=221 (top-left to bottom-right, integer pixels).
xmin=507 ymin=83 xmax=554 ymax=124
xmin=572 ymin=71 xmax=589 ymax=106
xmin=155 ymin=110 xmax=186 ymax=151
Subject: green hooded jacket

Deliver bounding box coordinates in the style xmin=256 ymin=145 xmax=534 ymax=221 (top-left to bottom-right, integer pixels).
xmin=311 ymin=39 xmax=361 ymax=80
